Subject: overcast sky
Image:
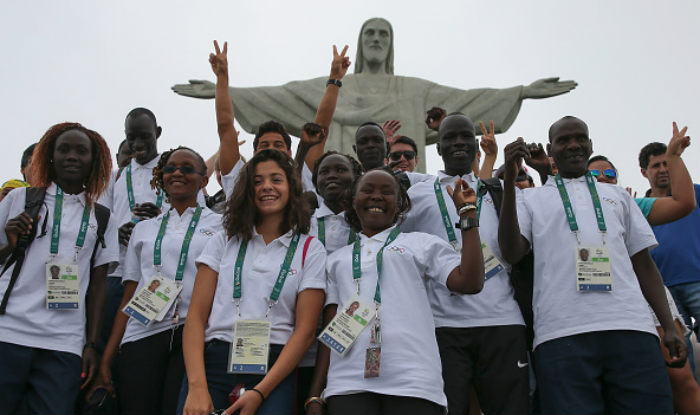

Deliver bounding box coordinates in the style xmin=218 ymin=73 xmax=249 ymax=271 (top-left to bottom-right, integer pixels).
xmin=2 ymin=0 xmax=698 ymax=195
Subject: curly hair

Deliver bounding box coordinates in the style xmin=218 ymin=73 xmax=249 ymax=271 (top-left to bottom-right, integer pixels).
xmin=30 ymin=122 xmax=112 ymax=204
xmin=311 ymin=151 xmax=363 ymax=190
xmin=150 ymin=146 xmax=207 ymax=201
xmin=224 ymin=149 xmax=309 ymax=240
xmin=344 ymin=167 xmax=411 ymax=233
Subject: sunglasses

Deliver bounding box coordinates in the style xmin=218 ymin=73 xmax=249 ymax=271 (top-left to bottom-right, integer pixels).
xmin=162 ymin=165 xmax=202 ymax=175
xmin=589 ymin=169 xmax=617 ymax=179
xmin=388 ymin=150 xmax=416 ymax=161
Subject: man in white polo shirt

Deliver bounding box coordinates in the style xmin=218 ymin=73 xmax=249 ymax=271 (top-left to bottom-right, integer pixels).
xmin=498 ymin=115 xmax=686 ymax=414
xmin=401 ymin=113 xmax=529 ymax=414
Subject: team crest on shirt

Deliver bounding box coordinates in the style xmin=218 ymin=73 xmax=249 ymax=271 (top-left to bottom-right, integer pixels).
xmin=602 ymin=197 xmax=618 ymax=206
xmin=87 ymin=224 xmax=97 ymax=231
xmin=286 ymin=269 xmax=298 ymax=277
xmin=482 ymin=198 xmax=494 ymax=206
xmin=199 ymin=229 xmax=216 ymax=237
xmin=387 ymin=246 xmax=405 ymax=254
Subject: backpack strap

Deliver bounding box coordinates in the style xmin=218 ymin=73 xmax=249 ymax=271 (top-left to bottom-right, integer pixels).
xmin=0 ymin=187 xmax=47 ymax=314
xmin=302 ymin=236 xmax=314 ymax=268
xmin=114 ymin=166 xmax=125 ymax=182
xmin=480 ymin=177 xmax=503 ymax=216
xmin=90 ymin=202 xmax=110 ymax=268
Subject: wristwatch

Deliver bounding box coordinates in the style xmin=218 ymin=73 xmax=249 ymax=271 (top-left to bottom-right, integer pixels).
xmin=456 ymin=216 xmax=479 ymax=231
xmin=327 ymin=78 xmax=342 ymax=88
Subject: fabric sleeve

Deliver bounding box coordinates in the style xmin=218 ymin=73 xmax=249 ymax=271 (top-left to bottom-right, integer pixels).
xmin=416 ymin=233 xmax=461 ymax=287
xmin=298 ymin=236 xmax=327 ymax=293
xmin=622 ymin=189 xmax=658 ymax=256
xmin=121 ymin=222 xmax=145 ymax=283
xmin=324 ymin=253 xmax=340 ymax=306
xmin=222 ymin=159 xmax=245 ymax=199
xmin=195 ymin=231 xmax=227 ymax=273
xmin=91 ymin=207 xmax=120 ymax=274
xmin=515 ymin=188 xmax=533 ymax=245
xmin=634 ymin=197 xmax=656 ymax=219
xmin=301 ymin=163 xmax=315 ymax=193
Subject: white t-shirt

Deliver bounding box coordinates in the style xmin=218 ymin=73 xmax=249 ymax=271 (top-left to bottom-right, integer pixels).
xmin=0 ymin=183 xmax=119 ymax=356
xmin=402 ymin=171 xmax=524 ymax=328
xmin=324 ymin=229 xmax=460 ymax=407
xmin=196 ymin=229 xmax=326 ymax=345
xmin=516 ymin=176 xmax=658 ymax=348
xmin=222 ymin=158 xmax=315 ymax=200
xmin=121 ymin=206 xmax=222 ymax=345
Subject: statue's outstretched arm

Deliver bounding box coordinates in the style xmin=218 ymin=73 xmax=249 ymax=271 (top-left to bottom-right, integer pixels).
xmin=172 ymin=80 xmax=215 ymax=99
xmin=521 ymin=77 xmax=578 ymax=99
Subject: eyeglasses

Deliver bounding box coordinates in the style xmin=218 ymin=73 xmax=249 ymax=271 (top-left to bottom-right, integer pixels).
xmin=589 ymin=169 xmax=617 ymax=179
xmin=388 ymin=151 xmax=416 ymax=161
xmin=162 ymin=165 xmax=202 ymax=175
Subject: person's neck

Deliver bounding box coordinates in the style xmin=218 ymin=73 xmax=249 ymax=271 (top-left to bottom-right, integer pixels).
xmin=170 ymin=197 xmax=198 ymax=216
xmin=55 ymin=178 xmax=83 ymax=195
xmin=558 ymin=169 xmax=586 ymax=179
xmin=362 ymin=224 xmax=392 ymax=238
xmin=324 ymin=198 xmax=344 ymax=215
xmin=362 ymin=160 xmax=384 ymax=171
xmin=444 ymin=166 xmax=472 ymax=178
xmin=136 ymin=153 xmax=158 ymax=166
xmin=257 ymin=213 xmax=285 ymax=244
xmin=649 ymin=184 xmax=671 ymax=198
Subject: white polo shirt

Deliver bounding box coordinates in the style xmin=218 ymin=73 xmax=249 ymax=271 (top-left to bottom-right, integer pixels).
xmin=516 ymin=176 xmax=658 ymax=348
xmin=222 ymin=159 xmax=315 ymax=200
xmin=0 ymin=183 xmax=119 ymax=356
xmin=402 ymin=171 xmax=524 ymax=328
xmin=405 ymin=171 xmax=435 ymax=186
xmin=324 ymin=228 xmax=460 ymax=407
xmin=309 ymin=202 xmax=354 ymax=255
xmin=121 ymin=206 xmax=222 ymax=345
xmin=196 ymin=229 xmax=326 ymax=345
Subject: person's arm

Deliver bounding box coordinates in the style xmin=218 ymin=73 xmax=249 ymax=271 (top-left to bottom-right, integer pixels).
xmin=646 ymin=122 xmax=695 ymax=225
xmin=631 ymin=249 xmax=687 ymax=367
xmin=498 ymin=138 xmax=531 ymax=264
xmin=478 ymin=120 xmax=497 ymax=179
xmin=305 ymin=304 xmax=337 ymax=415
xmin=209 ymin=40 xmax=240 ymax=176
xmin=81 ymin=263 xmax=108 ymax=389
xmin=204 ymin=150 xmax=220 ymax=179
xmin=524 ymin=142 xmax=551 ymax=185
xmin=295 ymin=123 xmax=326 ymax=181
xmin=302 ymin=45 xmax=350 ymax=171
xmin=445 ymin=179 xmax=484 ymax=294
xmin=182 ymin=264 xmax=218 ymax=415
xmin=225 ymin=288 xmax=325 ymax=415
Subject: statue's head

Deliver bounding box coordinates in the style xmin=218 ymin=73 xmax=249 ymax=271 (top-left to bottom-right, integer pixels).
xmin=355 ymin=17 xmax=394 ymax=75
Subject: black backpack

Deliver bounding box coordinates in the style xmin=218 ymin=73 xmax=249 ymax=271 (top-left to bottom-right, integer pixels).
xmin=479 ymin=178 xmax=535 ymax=351
xmin=0 ymin=187 xmax=110 ymax=314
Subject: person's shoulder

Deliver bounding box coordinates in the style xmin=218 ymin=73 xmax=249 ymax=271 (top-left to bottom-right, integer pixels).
xmin=327 ymin=242 xmax=353 ymax=264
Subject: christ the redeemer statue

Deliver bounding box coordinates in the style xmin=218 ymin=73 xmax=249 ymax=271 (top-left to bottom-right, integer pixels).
xmin=172 ymin=17 xmax=577 ymax=172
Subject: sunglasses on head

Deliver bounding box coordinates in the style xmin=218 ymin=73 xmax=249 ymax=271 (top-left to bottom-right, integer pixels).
xmin=388 ymin=150 xmax=416 ymax=161
xmin=589 ymin=169 xmax=617 ymax=179
xmin=162 ymin=165 xmax=202 ymax=175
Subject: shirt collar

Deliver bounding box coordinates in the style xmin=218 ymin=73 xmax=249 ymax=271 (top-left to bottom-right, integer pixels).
xmin=252 ymin=227 xmax=295 ymax=247
xmin=360 ymin=226 xmax=397 ymax=243
xmin=315 ymin=201 xmax=343 ymax=219
xmin=131 ymin=154 xmax=160 ymax=170
xmin=47 ymin=182 xmax=87 ymax=207
xmin=544 ymin=174 xmax=588 ymax=187
xmin=438 ymin=170 xmax=477 ymax=185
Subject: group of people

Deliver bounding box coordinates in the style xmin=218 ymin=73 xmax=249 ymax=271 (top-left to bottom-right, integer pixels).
xmin=1 ymin=37 xmax=699 ymax=415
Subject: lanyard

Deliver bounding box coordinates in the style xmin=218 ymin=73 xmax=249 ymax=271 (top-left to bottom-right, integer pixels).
xmin=232 ymin=231 xmax=302 ymax=317
xmin=126 ymin=164 xmax=163 ymax=212
xmin=351 ymin=227 xmax=401 ymax=304
xmin=554 ymin=172 xmax=607 ymax=243
xmin=317 ymin=217 xmax=357 ymax=247
xmin=50 ymin=187 xmax=91 ymax=259
xmin=434 ymin=178 xmax=458 ymax=246
xmin=153 ymin=206 xmax=203 ymax=281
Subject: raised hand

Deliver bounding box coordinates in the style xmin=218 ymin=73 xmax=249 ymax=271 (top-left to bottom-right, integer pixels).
xmin=330 ymin=45 xmax=351 ymax=80
xmin=425 ymin=107 xmax=447 ymax=131
xmin=209 ymin=40 xmax=228 ymax=78
xmin=523 ymin=77 xmax=578 ymax=99
xmin=382 ymin=119 xmax=402 ymax=145
xmin=667 ymin=121 xmax=690 ymax=157
xmin=171 ymin=80 xmax=216 ymax=99
xmin=478 ymin=120 xmax=497 ymax=156
xmin=524 ymin=142 xmax=551 ymax=176
xmin=446 ymin=178 xmax=477 ymax=208
xmin=503 ymin=138 xmax=530 ymax=183
xmin=300 ymin=122 xmax=327 ymax=147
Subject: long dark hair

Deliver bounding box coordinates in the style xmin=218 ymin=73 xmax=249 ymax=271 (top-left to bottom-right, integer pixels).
xmin=344 ymin=167 xmax=411 ymax=233
xmin=224 ymin=149 xmax=309 ymax=239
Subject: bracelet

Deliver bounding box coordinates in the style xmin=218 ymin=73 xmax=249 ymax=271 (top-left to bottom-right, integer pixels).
xmin=249 ymin=388 xmax=266 ymax=401
xmin=304 ymin=396 xmax=325 ymax=410
xmin=458 ymin=204 xmax=477 ymax=216
xmin=326 ymin=78 xmax=342 ymax=88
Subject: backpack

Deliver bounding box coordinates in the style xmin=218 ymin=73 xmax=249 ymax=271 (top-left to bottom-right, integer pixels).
xmin=479 ymin=178 xmax=535 ymax=352
xmin=0 ymin=187 xmax=110 ymax=314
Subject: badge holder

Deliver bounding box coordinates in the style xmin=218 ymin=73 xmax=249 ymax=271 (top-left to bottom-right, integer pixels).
xmin=46 ymin=258 xmax=80 ymax=310
xmin=123 ymin=269 xmax=181 ymax=326
xmin=575 ymin=243 xmax=613 ymax=292
xmin=482 ymin=243 xmax=506 ymax=280
xmin=319 ymin=295 xmax=375 ymax=357
xmin=228 ymin=300 xmax=272 ymax=375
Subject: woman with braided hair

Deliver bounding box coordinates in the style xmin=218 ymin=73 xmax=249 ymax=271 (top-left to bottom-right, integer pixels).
xmin=88 ymin=146 xmax=222 ymax=414
xmin=0 ymin=122 xmax=119 ymax=414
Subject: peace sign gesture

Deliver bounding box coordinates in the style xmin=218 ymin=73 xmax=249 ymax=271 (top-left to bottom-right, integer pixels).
xmin=478 ymin=120 xmax=497 ymax=157
xmin=209 ymin=40 xmax=228 ymax=78
xmin=330 ymin=45 xmax=351 ymax=80
xmin=667 ymin=121 xmax=690 ymax=157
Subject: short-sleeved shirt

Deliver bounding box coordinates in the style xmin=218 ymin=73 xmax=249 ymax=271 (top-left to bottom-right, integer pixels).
xmin=121 ymin=206 xmax=222 ymax=345
xmin=402 ymin=171 xmax=524 ymax=328
xmin=309 ymin=202 xmax=354 ymax=255
xmin=324 ymin=229 xmax=461 ymax=407
xmin=0 ymin=183 xmax=119 ymax=356
xmin=634 ymin=197 xmax=656 ymax=218
xmin=196 ymin=229 xmax=326 ymax=345
xmin=516 ymin=176 xmax=658 ymax=348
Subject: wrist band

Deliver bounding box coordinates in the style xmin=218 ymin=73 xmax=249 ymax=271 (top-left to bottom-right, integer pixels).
xmin=250 ymin=388 xmax=266 ymax=401
xmin=327 ymin=78 xmax=342 ymax=88
xmin=304 ymin=396 xmax=325 ymax=409
xmin=458 ymin=204 xmax=477 ymax=216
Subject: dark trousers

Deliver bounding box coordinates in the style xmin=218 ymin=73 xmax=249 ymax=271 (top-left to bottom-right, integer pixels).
xmin=0 ymin=341 xmax=81 ymax=415
xmin=177 ymin=342 xmax=296 ymax=415
xmin=118 ymin=325 xmax=185 ymax=415
xmin=436 ymin=325 xmax=530 ymax=414
xmin=326 ymin=392 xmax=443 ymax=415
xmin=535 ymin=330 xmax=673 ymax=415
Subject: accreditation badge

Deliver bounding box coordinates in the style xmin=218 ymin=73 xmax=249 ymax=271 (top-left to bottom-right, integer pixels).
xmin=123 ymin=275 xmax=181 ymax=326
xmin=318 ymin=295 xmax=375 ymax=357
xmin=482 ymin=243 xmax=506 ymax=280
xmin=228 ymin=320 xmax=271 ymax=374
xmin=575 ymin=246 xmax=612 ymax=292
xmin=46 ymin=263 xmax=80 ymax=310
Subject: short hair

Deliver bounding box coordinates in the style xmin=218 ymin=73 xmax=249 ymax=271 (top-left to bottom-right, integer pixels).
xmin=311 ymin=151 xmax=364 ymax=189
xmin=21 ymin=143 xmax=37 ymax=169
xmin=587 ymin=155 xmax=617 ymax=171
xmin=125 ymin=107 xmax=158 ymax=128
xmin=150 ymin=146 xmax=207 ymax=200
xmin=548 ymin=116 xmax=588 ymax=142
xmin=638 ymin=142 xmax=667 ymax=169
xmin=224 ymin=149 xmax=309 ymax=240
xmin=355 ymin=122 xmax=385 ymax=140
xmin=344 ymin=167 xmax=411 ymax=233
xmin=253 ymin=120 xmax=292 ymax=151
xmin=387 ymin=135 xmax=418 ymax=155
